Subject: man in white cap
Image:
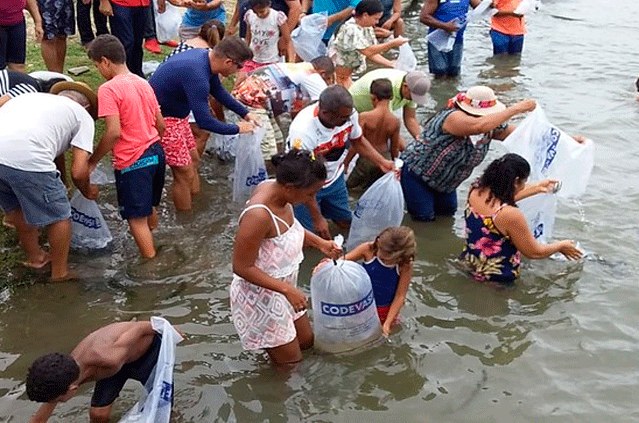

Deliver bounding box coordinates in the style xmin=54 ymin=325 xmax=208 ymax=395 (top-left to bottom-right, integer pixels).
xmin=0 ymin=82 xmax=98 ymax=281
xmin=349 ymin=69 xmax=431 ymax=142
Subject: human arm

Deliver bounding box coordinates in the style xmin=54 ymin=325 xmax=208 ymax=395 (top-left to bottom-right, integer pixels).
xmin=402 ymin=106 xmax=421 ymax=140
xmin=71 ymin=148 xmax=99 ymax=200
xmin=514 ymin=179 xmax=558 ymax=202
xmin=381 ymin=0 xmax=402 ymax=30
xmin=327 ymin=7 xmax=354 ymax=27
xmin=245 ymin=20 xmax=252 ymax=47
xmin=389 ymin=121 xmax=401 ymax=159
xmin=25 ymin=0 xmax=43 ymax=42
xmin=285 ymin=0 xmax=303 ymax=31
xmin=382 ymin=260 xmax=412 ymax=336
xmin=495 ymin=207 xmax=583 ymax=260
xmin=190 ymin=77 xmax=250 ymax=134
xmin=30 ymin=402 xmax=59 ymax=423
xmin=279 ymin=21 xmax=295 ymax=62
xmin=189 ymin=0 xmax=222 ymax=10
xmin=419 ymin=0 xmax=459 ymax=32
xmin=155 ymin=110 xmax=165 ymax=138
xmin=301 ymin=0 xmax=312 ymax=14
xmin=344 ymin=241 xmax=373 ymax=262
xmin=360 ymin=37 xmax=407 ymax=59
xmin=442 ymin=99 xmax=536 ymax=137
xmin=351 ymin=136 xmax=394 ymax=173
xmin=304 ymin=229 xmax=343 ymax=259
xmin=54 ymin=155 xmax=68 ymax=186
xmin=303 ymin=196 xmax=331 ymax=239
xmin=232 ymin=209 xmax=309 ymax=310
xmin=89 ymin=115 xmax=120 ymax=171
xmin=226 ymin=0 xmax=241 ymax=35
xmin=99 ymin=0 xmax=113 ymax=16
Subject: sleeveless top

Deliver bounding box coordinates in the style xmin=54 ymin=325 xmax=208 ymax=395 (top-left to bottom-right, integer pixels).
xmin=460 ymin=199 xmax=521 ymax=284
xmin=362 ymin=256 xmax=400 ymax=307
xmin=230 ymin=203 xmax=306 ymax=350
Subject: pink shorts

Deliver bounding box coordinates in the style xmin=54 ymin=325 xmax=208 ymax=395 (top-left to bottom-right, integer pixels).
xmin=240 ymin=59 xmax=272 ymax=74
xmin=162 ymin=117 xmax=196 ymax=167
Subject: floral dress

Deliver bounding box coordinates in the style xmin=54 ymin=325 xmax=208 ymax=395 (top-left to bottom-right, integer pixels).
xmin=230 ymin=203 xmax=306 ymax=350
xmin=460 ymin=199 xmax=521 ymax=284
xmin=328 ymin=18 xmax=377 ymax=74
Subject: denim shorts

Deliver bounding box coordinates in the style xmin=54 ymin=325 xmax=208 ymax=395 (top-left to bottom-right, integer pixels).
xmin=490 ymin=29 xmax=524 ymax=55
xmin=0 ymin=164 xmax=71 ymax=227
xmin=427 ymin=38 xmax=464 ymax=77
xmin=0 ymin=19 xmax=27 ymax=67
xmin=294 ymin=173 xmax=352 ymax=230
xmin=114 ymin=142 xmax=165 ymax=220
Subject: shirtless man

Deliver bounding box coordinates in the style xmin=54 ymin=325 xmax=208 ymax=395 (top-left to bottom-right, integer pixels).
xmin=26 ymin=320 xmax=167 ymax=423
xmin=346 ymin=78 xmax=402 ymax=192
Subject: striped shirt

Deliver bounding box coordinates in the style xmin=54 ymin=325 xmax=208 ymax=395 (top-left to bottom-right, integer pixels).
xmin=0 ymin=69 xmax=40 ymax=99
xmin=400 ymin=108 xmax=507 ymax=193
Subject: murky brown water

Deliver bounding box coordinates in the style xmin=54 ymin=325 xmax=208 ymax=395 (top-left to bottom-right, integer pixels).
xmin=2 ymin=0 xmax=639 ymax=421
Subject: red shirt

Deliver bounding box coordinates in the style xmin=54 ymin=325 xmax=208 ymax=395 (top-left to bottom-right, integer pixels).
xmin=97 ymin=73 xmax=161 ymax=170
xmin=0 ymin=0 xmax=26 ymax=26
xmin=110 ymin=0 xmax=150 ymax=7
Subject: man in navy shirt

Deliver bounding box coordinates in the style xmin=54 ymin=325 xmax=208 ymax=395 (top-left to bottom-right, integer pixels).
xmin=150 ymin=36 xmax=259 ymax=212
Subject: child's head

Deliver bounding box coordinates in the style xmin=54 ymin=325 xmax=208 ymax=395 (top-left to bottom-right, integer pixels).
xmin=249 ymin=0 xmax=271 ymax=18
xmin=86 ymin=34 xmax=126 ymax=79
xmin=477 ymin=153 xmax=530 ymax=206
xmin=272 ymin=149 xmax=327 ymax=202
xmin=373 ymin=226 xmax=416 ymax=266
xmin=354 ymin=0 xmax=384 ymax=26
xmin=26 ymin=353 xmax=80 ymax=403
xmin=311 ymin=56 xmax=335 ymax=85
xmin=199 ymin=19 xmax=225 ymax=49
xmin=370 ymin=78 xmax=392 ymax=105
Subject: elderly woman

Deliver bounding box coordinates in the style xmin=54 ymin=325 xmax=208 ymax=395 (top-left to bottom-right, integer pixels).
xmin=460 ymin=153 xmax=582 ymax=284
xmin=400 ymin=85 xmax=536 ymax=221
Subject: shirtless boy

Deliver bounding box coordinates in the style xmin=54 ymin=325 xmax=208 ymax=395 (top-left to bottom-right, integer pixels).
xmin=346 ymin=78 xmax=402 ymax=192
xmin=26 ymin=320 xmax=167 ymax=423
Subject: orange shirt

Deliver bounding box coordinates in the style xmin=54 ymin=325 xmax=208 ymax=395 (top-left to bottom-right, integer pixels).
xmin=97 ymin=73 xmax=161 ymax=170
xmin=491 ymin=0 xmax=527 ymax=36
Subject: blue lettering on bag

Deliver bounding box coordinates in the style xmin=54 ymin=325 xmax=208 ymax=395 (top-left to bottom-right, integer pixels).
xmin=160 ymin=381 xmax=172 ymax=403
xmin=353 ymin=199 xmax=383 ymax=218
xmin=71 ymin=207 xmax=101 ymax=229
xmin=245 ymin=168 xmax=267 ymax=187
xmin=321 ymin=290 xmax=374 ymax=317
xmin=540 ymin=128 xmax=560 ymax=173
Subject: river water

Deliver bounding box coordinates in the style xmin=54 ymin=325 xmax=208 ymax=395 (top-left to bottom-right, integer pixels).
xmin=1 ymin=0 xmax=639 ymax=421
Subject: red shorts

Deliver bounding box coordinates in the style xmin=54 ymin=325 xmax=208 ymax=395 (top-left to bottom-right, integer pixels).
xmin=161 ymin=117 xmax=196 ymax=167
xmin=377 ymin=306 xmax=399 ymax=325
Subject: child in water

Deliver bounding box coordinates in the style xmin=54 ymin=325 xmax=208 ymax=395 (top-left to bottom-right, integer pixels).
xmin=345 ymin=226 xmax=415 ymax=336
xmin=328 ymin=0 xmax=407 ymax=88
xmin=230 ymin=149 xmax=342 ymax=366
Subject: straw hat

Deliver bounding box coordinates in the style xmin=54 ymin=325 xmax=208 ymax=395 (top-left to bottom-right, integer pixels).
xmin=49 ymin=81 xmax=98 ymax=119
xmin=454 ymin=85 xmax=505 ymax=116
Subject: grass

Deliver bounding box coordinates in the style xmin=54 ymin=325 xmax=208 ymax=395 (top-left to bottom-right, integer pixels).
xmin=1 ymin=34 xmax=173 ymax=290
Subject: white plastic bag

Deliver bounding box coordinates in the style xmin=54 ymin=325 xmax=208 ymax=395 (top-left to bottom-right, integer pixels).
xmin=502 ymin=107 xmax=594 ymax=198
xmin=427 ymin=28 xmax=456 ymax=52
xmin=292 ymin=13 xmax=328 ymax=62
xmin=70 ymin=191 xmax=112 ymax=250
xmin=347 ymin=163 xmax=404 ymax=250
xmin=467 ymin=0 xmax=497 ymax=22
xmin=516 ymin=193 xmax=557 ymax=243
xmin=514 ymin=0 xmax=541 ymax=15
xmin=119 ymin=317 xmax=183 ymax=423
xmin=206 ymin=133 xmax=238 ymax=162
xmin=311 ymin=259 xmax=382 ymax=353
xmin=153 ymin=0 xmax=181 ymax=43
xmin=395 ymin=42 xmax=417 ymax=72
xmin=233 ymin=127 xmax=268 ymax=203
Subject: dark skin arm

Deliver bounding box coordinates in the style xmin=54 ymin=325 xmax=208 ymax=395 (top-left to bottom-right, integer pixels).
xmin=420 ymin=0 xmax=459 ymax=32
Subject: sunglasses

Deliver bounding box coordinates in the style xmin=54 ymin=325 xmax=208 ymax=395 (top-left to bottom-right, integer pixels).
xmin=228 ymin=57 xmax=244 ymax=68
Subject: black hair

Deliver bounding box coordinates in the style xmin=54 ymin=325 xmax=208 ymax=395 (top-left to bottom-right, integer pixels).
xmin=370 ymin=78 xmax=392 ymax=100
xmin=39 ymin=77 xmax=68 ymax=93
xmin=318 ymin=85 xmax=353 ymax=111
xmin=354 ymin=0 xmax=383 ymax=16
xmin=198 ymin=19 xmax=225 ymax=48
xmin=271 ymin=149 xmax=327 ymax=188
xmin=249 ymin=0 xmax=271 ymax=9
xmin=86 ymin=34 xmax=126 ymax=64
xmin=213 ymin=36 xmax=253 ymax=63
xmin=476 ymin=153 xmax=530 ymax=206
xmin=310 ymin=56 xmax=335 ymax=74
xmin=26 ymin=353 xmax=80 ymax=402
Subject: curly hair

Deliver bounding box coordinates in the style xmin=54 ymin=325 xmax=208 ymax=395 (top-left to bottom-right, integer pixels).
xmin=26 ymin=353 xmax=80 ymax=402
xmin=476 ymin=153 xmax=530 ymax=206
xmin=271 ymin=149 xmax=327 ymax=188
xmin=373 ymin=226 xmax=416 ymax=265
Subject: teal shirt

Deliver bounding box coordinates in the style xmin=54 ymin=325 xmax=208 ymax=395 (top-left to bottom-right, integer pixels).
xmin=349 ymin=69 xmax=417 ymax=113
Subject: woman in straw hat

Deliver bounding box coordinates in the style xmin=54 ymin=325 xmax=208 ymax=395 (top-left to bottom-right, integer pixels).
xmin=399 ymin=85 xmax=535 ymax=222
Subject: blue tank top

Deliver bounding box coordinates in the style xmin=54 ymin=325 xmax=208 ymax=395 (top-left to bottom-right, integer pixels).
xmin=429 ymin=0 xmax=471 ymax=40
xmin=362 ymin=257 xmax=400 ymax=307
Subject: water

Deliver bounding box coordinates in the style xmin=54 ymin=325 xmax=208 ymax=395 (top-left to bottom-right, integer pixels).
xmin=2 ymin=0 xmax=639 ymax=421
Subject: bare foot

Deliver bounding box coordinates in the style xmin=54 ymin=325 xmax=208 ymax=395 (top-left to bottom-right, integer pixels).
xmin=22 ymin=252 xmax=51 ymax=270
xmin=49 ymin=270 xmax=79 ymax=283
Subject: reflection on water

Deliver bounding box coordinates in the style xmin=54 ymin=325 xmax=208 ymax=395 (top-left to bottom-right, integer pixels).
xmin=3 ymin=0 xmax=639 ymax=421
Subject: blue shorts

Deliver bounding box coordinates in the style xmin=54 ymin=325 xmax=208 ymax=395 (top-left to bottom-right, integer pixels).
xmin=0 ymin=164 xmax=71 ymax=227
xmin=0 ymin=19 xmax=27 ymax=68
xmin=37 ymin=0 xmax=75 ymax=40
xmin=114 ymin=143 xmax=165 ymax=220
xmin=490 ymin=29 xmax=524 ymax=55
xmin=294 ymin=173 xmax=352 ymax=230
xmin=427 ymin=38 xmax=464 ymax=77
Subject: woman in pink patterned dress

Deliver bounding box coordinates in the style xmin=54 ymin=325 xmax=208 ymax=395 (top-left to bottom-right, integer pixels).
xmin=231 ymin=149 xmax=343 ymax=365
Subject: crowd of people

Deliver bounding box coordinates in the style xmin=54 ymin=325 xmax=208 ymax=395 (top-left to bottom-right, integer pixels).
xmin=0 ymin=0 xmax=592 ymax=420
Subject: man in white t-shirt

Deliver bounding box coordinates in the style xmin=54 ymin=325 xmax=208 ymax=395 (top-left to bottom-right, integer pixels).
xmin=286 ymin=85 xmax=394 ymax=239
xmin=0 ymin=87 xmax=97 ymax=281
xmin=233 ymin=56 xmax=336 ymax=159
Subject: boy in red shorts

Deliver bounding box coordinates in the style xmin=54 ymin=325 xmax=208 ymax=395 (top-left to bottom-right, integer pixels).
xmin=87 ymin=34 xmax=166 ymax=258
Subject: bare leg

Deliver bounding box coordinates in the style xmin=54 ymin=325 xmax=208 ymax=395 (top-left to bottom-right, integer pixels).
xmin=55 ymin=36 xmax=67 ymax=71
xmin=294 ymin=313 xmax=314 ymax=350
xmin=128 ymin=216 xmax=156 ymax=258
xmin=189 ymin=148 xmax=201 ymax=196
xmin=47 ymin=219 xmax=72 ymax=281
xmin=266 ymin=338 xmax=303 ymax=367
xmin=147 ymin=207 xmax=158 ymax=231
xmin=394 ymin=18 xmax=405 ymax=37
xmin=190 ymin=123 xmax=210 ymax=158
xmin=170 ymin=164 xmax=194 ymax=212
xmin=40 ymin=36 xmax=67 ymax=72
xmin=6 ymin=209 xmax=49 ymax=267
xmin=89 ymin=404 xmax=113 ymax=423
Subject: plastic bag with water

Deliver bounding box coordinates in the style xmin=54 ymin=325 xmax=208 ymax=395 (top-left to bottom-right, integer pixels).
xmin=233 ymin=127 xmax=268 ymax=203
xmin=70 ymin=190 xmax=112 ymax=250
xmin=292 ymin=13 xmax=328 ymax=61
xmin=118 ymin=317 xmax=183 ymax=423
xmin=395 ymin=42 xmax=417 ymax=72
xmin=311 ymin=259 xmax=382 ymax=354
xmin=346 ymin=161 xmax=404 ymax=250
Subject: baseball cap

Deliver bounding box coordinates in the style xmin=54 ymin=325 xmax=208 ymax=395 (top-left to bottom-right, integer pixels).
xmin=405 ymin=71 xmax=431 ymax=106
